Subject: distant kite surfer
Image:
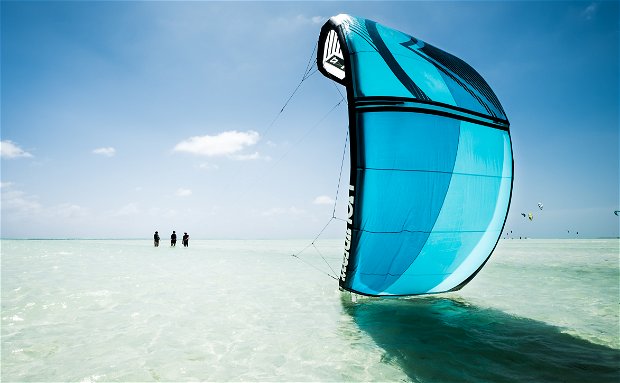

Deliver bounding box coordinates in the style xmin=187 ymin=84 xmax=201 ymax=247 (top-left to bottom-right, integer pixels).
xmin=154 ymin=231 xmax=160 ymax=247
xmin=171 ymin=231 xmax=177 ymax=247
xmin=182 ymin=232 xmax=189 ymax=247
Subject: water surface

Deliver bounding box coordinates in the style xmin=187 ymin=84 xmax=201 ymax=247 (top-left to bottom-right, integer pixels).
xmin=1 ymin=239 xmax=618 ymax=382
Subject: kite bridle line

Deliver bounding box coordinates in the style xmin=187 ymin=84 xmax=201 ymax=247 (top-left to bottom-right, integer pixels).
xmin=291 ymin=128 xmax=350 ymax=282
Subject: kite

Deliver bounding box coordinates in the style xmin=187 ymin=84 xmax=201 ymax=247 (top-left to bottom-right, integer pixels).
xmin=317 ymin=15 xmax=513 ymax=296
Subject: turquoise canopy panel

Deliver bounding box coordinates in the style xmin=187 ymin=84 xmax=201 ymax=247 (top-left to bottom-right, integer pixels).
xmin=317 ymin=15 xmax=513 ymax=296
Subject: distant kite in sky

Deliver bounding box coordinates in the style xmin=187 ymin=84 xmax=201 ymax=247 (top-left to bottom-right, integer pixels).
xmin=615 ymin=210 xmax=619 ymax=216
xmin=317 ymin=14 xmax=512 ymax=296
xmin=538 ymin=202 xmax=543 ymax=210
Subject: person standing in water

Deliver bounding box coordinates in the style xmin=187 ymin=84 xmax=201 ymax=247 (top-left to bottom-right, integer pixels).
xmin=182 ymin=232 xmax=189 ymax=247
xmin=170 ymin=230 xmax=177 ymax=247
xmin=154 ymin=231 xmax=160 ymax=247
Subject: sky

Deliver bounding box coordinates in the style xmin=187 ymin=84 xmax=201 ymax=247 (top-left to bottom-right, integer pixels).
xmin=1 ymin=1 xmax=618 ymax=239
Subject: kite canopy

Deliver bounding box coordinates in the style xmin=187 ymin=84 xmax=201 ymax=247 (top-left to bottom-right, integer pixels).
xmin=317 ymin=15 xmax=513 ymax=296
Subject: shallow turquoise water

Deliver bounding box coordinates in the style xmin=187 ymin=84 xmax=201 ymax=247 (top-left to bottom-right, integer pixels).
xmin=1 ymin=239 xmax=619 ymax=382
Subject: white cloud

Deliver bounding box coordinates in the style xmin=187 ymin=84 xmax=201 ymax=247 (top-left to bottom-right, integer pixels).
xmin=93 ymin=147 xmax=116 ymax=157
xmin=293 ymin=14 xmax=326 ymax=25
xmin=176 ymin=188 xmax=192 ymax=197
xmin=581 ymin=3 xmax=598 ymax=20
xmin=1 ymin=140 xmax=32 ymax=159
xmin=198 ymin=162 xmax=219 ymax=171
xmin=148 ymin=207 xmax=179 ymax=218
xmin=111 ymin=202 xmax=140 ymax=217
xmin=262 ymin=206 xmax=306 ymax=217
xmin=311 ymin=16 xmax=327 ymax=24
xmin=1 ymin=186 xmax=41 ymax=213
xmin=173 ymin=130 xmax=259 ymax=157
xmin=230 ymin=151 xmax=271 ymax=161
xmin=1 ymin=183 xmax=89 ymax=221
xmin=313 ymin=195 xmax=335 ymax=205
xmin=49 ymin=203 xmax=89 ymax=219
xmin=275 ymin=14 xmax=326 ymax=28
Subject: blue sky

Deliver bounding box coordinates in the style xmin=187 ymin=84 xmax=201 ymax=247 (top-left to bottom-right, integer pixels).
xmin=1 ymin=1 xmax=618 ymax=239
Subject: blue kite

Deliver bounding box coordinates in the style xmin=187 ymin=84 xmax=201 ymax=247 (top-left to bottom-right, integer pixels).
xmin=317 ymin=15 xmax=513 ymax=296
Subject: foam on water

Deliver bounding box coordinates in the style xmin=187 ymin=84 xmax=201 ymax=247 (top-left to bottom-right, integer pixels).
xmin=1 ymin=239 xmax=619 ymax=382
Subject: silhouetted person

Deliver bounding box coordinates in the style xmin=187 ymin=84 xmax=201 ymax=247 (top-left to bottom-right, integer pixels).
xmin=154 ymin=231 xmax=160 ymax=247
xmin=182 ymin=232 xmax=189 ymax=247
xmin=171 ymin=231 xmax=177 ymax=247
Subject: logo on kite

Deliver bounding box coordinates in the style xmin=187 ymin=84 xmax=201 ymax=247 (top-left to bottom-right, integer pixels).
xmin=327 ymin=55 xmax=345 ymax=71
xmin=340 ymin=185 xmax=355 ymax=283
xmin=321 ymin=29 xmax=345 ymax=81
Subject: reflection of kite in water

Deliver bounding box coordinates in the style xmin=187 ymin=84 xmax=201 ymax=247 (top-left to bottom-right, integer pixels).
xmin=317 ymin=15 xmax=513 ymax=296
xmin=538 ymin=202 xmax=543 ymax=210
